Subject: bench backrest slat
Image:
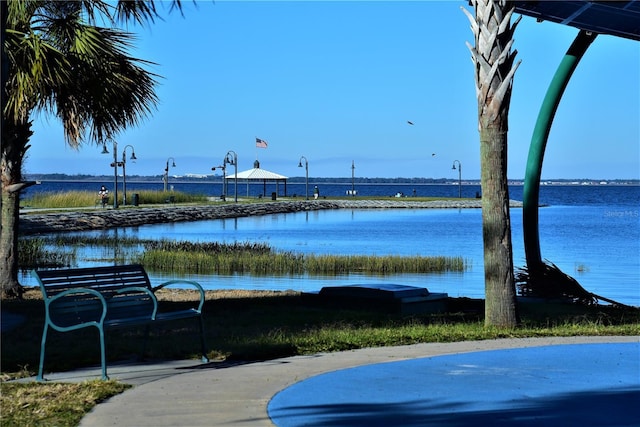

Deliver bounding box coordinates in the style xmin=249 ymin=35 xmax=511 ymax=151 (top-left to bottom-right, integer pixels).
xmin=36 ymin=264 xmax=152 ymax=298
xmin=34 ymin=264 xmax=156 ymax=326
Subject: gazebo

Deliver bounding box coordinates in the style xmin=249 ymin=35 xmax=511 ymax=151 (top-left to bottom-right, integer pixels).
xmin=226 ymin=160 xmax=288 ymax=199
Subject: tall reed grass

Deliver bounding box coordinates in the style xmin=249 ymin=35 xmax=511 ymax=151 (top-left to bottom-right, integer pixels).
xmin=21 ymin=190 xmax=208 ymax=208
xmin=304 ymin=254 xmax=465 ymax=274
xmin=137 ymin=249 xmax=466 ymax=276
xmin=141 ymin=240 xmax=272 ymax=254
xmin=19 ymin=236 xmax=466 ymax=276
xmin=22 ymin=191 xmax=100 ymax=208
xmin=38 ymin=235 xmax=144 ymax=247
xmin=18 ymin=238 xmax=76 ymax=269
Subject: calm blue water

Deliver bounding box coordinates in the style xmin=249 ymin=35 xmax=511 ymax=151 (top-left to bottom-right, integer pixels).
xmin=22 ymin=180 xmax=639 ymax=207
xmin=20 ymin=182 xmax=640 ymax=306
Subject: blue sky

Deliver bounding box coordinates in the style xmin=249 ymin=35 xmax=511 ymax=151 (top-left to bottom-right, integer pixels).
xmin=25 ymin=1 xmax=639 ymax=180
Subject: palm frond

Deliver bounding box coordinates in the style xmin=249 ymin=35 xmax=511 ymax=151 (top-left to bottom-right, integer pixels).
xmin=6 ymin=2 xmax=160 ymax=146
xmin=515 ymin=260 xmax=597 ymax=305
xmin=114 ymin=0 xmax=185 ymax=26
xmin=5 ymin=27 xmax=70 ymax=122
xmin=515 ymin=261 xmax=633 ymax=308
xmin=116 ymin=0 xmax=158 ymax=25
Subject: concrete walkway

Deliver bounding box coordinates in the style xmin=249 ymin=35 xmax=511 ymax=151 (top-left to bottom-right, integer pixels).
xmin=30 ymin=336 xmax=632 ymax=426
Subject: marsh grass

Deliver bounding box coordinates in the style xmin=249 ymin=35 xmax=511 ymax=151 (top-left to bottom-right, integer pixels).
xmin=134 ymin=240 xmax=466 ymax=275
xmin=21 ymin=236 xmax=467 ymax=276
xmin=141 ymin=240 xmax=272 ymax=254
xmin=304 ymin=254 xmax=466 ymax=274
xmin=33 ymin=235 xmax=148 ymax=247
xmin=20 ymin=190 xmax=208 ymax=208
xmin=18 ymin=238 xmax=76 ymax=269
xmin=22 ymin=191 xmax=100 ymax=208
xmin=137 ymin=250 xmax=466 ymax=275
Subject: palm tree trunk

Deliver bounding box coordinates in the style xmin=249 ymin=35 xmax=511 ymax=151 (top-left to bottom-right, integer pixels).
xmin=480 ymin=125 xmax=517 ymax=326
xmin=463 ymin=0 xmax=520 ymax=327
xmin=0 ymin=120 xmax=31 ymax=298
xmin=0 ymin=192 xmax=21 ymax=298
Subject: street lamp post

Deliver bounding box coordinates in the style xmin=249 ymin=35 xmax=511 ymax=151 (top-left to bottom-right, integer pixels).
xmin=211 ymin=163 xmax=226 ymax=200
xmin=164 ymin=157 xmax=176 ymax=192
xmin=101 ymin=140 xmax=123 ymax=209
xmin=298 ymin=156 xmax=308 ymax=200
xmin=351 ymin=160 xmax=356 ymax=196
xmin=225 ymin=150 xmax=238 ymax=202
xmin=121 ymin=145 xmax=137 ymax=205
xmin=452 ymin=160 xmax=462 ymax=198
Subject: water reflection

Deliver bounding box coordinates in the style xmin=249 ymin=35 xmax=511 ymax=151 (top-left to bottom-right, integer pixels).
xmin=221 ymin=217 xmax=239 ymax=231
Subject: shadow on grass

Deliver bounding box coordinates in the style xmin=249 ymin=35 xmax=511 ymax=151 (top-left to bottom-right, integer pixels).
xmin=1 ymin=291 xmax=637 ymax=378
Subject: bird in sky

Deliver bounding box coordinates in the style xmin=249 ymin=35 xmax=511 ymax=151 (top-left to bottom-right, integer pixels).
xmin=407 ymin=120 xmax=414 ymax=125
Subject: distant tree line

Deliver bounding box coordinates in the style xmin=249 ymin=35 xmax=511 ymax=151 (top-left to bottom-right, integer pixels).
xmin=23 ymin=174 xmax=639 ymax=185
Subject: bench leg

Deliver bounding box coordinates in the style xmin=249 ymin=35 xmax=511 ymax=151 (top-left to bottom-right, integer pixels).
xmin=37 ymin=326 xmax=49 ymax=381
xmin=37 ymin=325 xmax=109 ymax=381
xmin=98 ymin=327 xmax=109 ymax=380
xmin=198 ymin=317 xmax=209 ymax=363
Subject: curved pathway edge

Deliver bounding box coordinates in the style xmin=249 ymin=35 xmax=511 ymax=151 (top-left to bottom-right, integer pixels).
xmin=79 ymin=335 xmax=638 ymax=427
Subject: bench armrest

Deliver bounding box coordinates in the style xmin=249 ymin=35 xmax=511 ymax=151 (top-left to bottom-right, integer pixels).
xmin=46 ymin=288 xmax=108 ymax=331
xmin=152 ymin=280 xmax=206 ymax=313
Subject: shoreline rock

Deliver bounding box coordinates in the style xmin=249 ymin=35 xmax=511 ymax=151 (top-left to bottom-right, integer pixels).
xmin=19 ymin=199 xmax=523 ymax=235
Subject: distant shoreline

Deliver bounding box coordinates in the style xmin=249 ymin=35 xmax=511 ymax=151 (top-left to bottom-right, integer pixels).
xmin=22 ymin=175 xmax=640 ymax=186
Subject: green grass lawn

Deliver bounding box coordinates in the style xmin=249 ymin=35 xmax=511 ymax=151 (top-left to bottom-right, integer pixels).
xmin=1 ymin=288 xmax=638 ymax=426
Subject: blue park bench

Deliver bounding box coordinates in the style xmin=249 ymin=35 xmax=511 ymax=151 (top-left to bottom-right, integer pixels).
xmin=32 ymin=264 xmax=209 ymax=381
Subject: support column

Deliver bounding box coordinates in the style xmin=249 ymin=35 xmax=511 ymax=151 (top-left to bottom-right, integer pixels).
xmin=522 ymin=30 xmax=597 ymax=269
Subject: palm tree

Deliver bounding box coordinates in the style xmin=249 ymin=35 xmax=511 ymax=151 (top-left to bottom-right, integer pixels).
xmin=462 ymin=0 xmax=520 ymax=327
xmin=1 ymin=1 xmax=181 ymax=298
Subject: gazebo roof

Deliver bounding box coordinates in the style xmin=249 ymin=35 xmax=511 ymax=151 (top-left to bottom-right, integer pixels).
xmin=226 ymin=168 xmax=288 ymax=180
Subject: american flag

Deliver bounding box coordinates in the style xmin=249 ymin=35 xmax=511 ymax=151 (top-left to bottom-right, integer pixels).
xmin=256 ymin=138 xmax=268 ymax=148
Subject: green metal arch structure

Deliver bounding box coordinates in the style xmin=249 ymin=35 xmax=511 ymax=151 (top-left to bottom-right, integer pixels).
xmin=513 ymin=1 xmax=639 ymax=304
xmin=522 ymin=30 xmax=596 ymax=271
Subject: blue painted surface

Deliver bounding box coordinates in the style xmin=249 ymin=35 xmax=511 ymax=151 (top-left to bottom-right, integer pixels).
xmin=268 ymin=343 xmax=640 ymax=426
